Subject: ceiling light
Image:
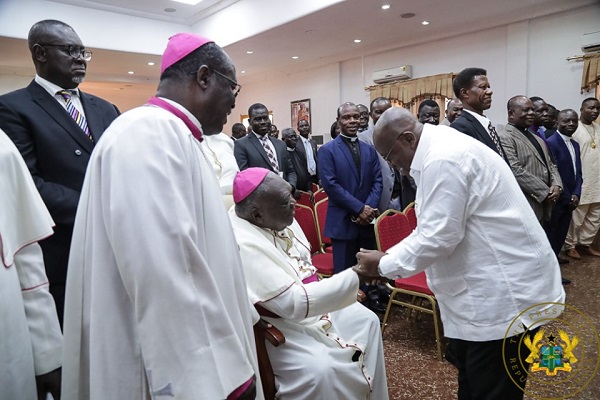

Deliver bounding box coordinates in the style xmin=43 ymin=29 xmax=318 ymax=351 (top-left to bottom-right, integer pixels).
xmin=400 ymin=13 xmax=415 ymax=18
xmin=381 ymin=4 xmax=390 ymax=10
xmin=246 ymin=51 xmax=253 ymax=54
xmin=241 ymin=70 xmax=246 ymax=74
xmin=421 ymin=20 xmax=430 ymax=25
xmin=171 ymin=0 xmax=203 ymax=5
xmin=128 ymin=71 xmax=134 ymax=75
xmin=354 ymin=39 xmax=362 ymax=43
xmin=164 ymin=8 xmax=176 ymax=12
xmin=292 ymin=56 xmax=299 ymax=59
xmin=147 ymin=62 xmax=155 ymax=66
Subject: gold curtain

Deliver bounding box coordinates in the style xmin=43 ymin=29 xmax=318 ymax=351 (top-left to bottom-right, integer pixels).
xmin=366 ymin=73 xmax=456 ymax=107
xmin=581 ymin=53 xmax=600 ymax=93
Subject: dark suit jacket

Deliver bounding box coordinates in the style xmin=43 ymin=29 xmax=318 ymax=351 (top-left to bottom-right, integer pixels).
xmin=234 ymin=132 xmax=297 ymax=188
xmin=546 ymin=133 xmax=583 ymax=205
xmin=287 ymin=148 xmax=311 ymax=191
xmin=295 ymin=135 xmax=318 ymax=179
xmin=451 ymin=111 xmax=507 ymax=161
xmin=0 ymin=80 xmax=119 ymax=288
xmin=318 ymin=136 xmax=382 ymax=240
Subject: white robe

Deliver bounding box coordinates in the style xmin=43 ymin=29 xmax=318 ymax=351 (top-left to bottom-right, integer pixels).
xmin=0 ymin=129 xmax=61 ymax=400
xmin=229 ymin=212 xmax=388 ymax=400
xmin=202 ymin=132 xmax=240 ymax=210
xmin=573 ymin=121 xmax=600 ymax=204
xmin=61 ymin=102 xmax=263 ymax=400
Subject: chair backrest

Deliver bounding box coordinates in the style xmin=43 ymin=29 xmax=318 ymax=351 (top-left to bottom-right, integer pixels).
xmin=313 ymin=188 xmax=328 ymax=204
xmin=294 ymin=204 xmax=320 ymax=253
xmin=314 ymin=198 xmax=331 ymax=249
xmin=405 ymin=206 xmax=417 ymax=232
xmin=295 ymin=190 xmax=313 ymax=208
xmin=311 ymin=182 xmax=320 ymax=193
xmin=374 ymin=209 xmax=412 ymax=252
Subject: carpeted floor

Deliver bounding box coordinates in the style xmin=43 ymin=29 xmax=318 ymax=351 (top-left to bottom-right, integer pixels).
xmin=381 ymin=252 xmax=600 ymax=400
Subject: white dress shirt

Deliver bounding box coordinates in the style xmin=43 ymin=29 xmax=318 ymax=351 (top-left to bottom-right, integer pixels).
xmin=35 ymin=74 xmax=87 ymax=118
xmin=557 ymin=131 xmax=577 ymax=177
xmin=379 ymin=124 xmax=564 ymax=341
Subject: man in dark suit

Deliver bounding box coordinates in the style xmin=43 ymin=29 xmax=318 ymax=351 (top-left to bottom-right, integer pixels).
xmin=546 ymin=109 xmax=583 ymax=260
xmin=451 ymin=67 xmax=507 ymax=162
xmin=231 ymin=122 xmax=247 ymax=140
xmin=282 ymin=128 xmax=311 ymax=192
xmin=296 ymin=119 xmax=319 ymax=185
xmin=0 ymin=19 xmax=120 ymax=324
xmin=544 ymin=104 xmax=558 ymax=139
xmin=318 ymin=102 xmax=382 ymax=274
xmin=234 ymin=103 xmax=297 ymax=191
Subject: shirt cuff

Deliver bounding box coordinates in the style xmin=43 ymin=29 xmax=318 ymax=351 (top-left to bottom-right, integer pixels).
xmin=379 ymin=253 xmax=402 ymax=279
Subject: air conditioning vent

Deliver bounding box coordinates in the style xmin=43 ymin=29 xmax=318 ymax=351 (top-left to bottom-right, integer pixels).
xmin=582 ymin=31 xmax=600 ymax=53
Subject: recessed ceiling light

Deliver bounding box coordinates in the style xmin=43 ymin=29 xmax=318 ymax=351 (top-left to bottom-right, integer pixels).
xmin=292 ymin=56 xmax=299 ymax=59
xmin=128 ymin=71 xmax=134 ymax=75
xmin=171 ymin=0 xmax=202 ymax=5
xmin=400 ymin=13 xmax=415 ymax=18
xmin=381 ymin=4 xmax=391 ymax=10
xmin=164 ymin=8 xmax=176 ymax=12
xmin=421 ymin=20 xmax=430 ymax=25
xmin=246 ymin=51 xmax=253 ymax=54
xmin=354 ymin=39 xmax=362 ymax=43
xmin=147 ymin=62 xmax=155 ymax=66
xmin=241 ymin=70 xmax=246 ymax=74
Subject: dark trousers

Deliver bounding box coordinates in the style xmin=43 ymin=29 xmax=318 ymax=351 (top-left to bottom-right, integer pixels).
xmin=331 ymin=225 xmax=376 ymax=274
xmin=449 ymin=328 xmax=538 ymax=400
xmin=545 ymin=202 xmax=572 ymax=255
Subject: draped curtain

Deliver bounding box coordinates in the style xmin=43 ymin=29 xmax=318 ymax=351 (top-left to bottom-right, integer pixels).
xmin=366 ymin=73 xmax=456 ymax=116
xmin=581 ymin=53 xmax=600 ymax=94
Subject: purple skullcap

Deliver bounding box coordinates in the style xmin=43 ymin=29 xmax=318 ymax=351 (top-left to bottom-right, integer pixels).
xmin=233 ymin=168 xmax=270 ymax=204
xmin=161 ymin=33 xmax=214 ymax=73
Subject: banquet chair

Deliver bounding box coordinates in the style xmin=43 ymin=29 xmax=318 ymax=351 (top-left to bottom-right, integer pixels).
xmin=314 ymin=198 xmax=333 ymax=253
xmin=374 ymin=209 xmax=443 ymax=361
xmin=294 ymin=204 xmax=334 ymax=277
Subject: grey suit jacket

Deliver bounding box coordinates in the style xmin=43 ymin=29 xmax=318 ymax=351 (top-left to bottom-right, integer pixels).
xmin=498 ymin=123 xmax=562 ymax=222
xmin=358 ymin=128 xmax=395 ymax=211
xmin=233 ymin=132 xmax=297 ymax=188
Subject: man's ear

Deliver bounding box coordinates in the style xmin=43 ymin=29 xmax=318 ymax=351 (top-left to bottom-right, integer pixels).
xmin=459 ymin=87 xmax=468 ymax=100
xmin=249 ymin=207 xmax=263 ymax=225
xmin=194 ymin=65 xmax=210 ymax=90
xmin=32 ymin=44 xmax=47 ymax=63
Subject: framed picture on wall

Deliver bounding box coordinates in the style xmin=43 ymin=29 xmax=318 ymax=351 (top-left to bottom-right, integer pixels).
xmin=290 ymin=99 xmax=310 ymax=130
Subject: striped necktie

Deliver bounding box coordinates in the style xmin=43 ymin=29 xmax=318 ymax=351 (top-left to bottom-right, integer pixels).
xmin=259 ymin=135 xmax=279 ymax=173
xmin=58 ymin=90 xmax=92 ymax=140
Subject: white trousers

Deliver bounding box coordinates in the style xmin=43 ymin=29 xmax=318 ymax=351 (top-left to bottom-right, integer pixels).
xmin=565 ymin=202 xmax=600 ymax=248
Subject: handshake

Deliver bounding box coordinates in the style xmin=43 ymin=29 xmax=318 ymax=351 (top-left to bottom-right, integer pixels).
xmin=351 ymin=205 xmax=380 ymax=225
xmin=352 ymin=248 xmax=389 ymax=285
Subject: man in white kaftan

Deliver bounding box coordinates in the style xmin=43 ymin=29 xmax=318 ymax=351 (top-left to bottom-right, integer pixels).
xmin=229 ymin=168 xmax=388 ymax=400
xmin=565 ymin=97 xmax=600 ymax=258
xmin=61 ymin=34 xmax=262 ymax=400
xmin=0 ymin=128 xmax=62 ymax=400
xmin=203 ymin=131 xmax=240 ymax=208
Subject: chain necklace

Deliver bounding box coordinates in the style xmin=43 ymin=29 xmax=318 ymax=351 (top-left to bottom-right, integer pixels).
xmin=582 ymin=122 xmax=598 ymax=149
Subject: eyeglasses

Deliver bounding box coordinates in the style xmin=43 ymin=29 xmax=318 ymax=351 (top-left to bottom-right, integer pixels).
xmin=211 ymin=68 xmax=242 ymax=97
xmin=191 ymin=68 xmax=241 ymax=97
xmin=383 ymin=134 xmax=402 ymax=162
xmin=38 ymin=44 xmax=92 ymax=61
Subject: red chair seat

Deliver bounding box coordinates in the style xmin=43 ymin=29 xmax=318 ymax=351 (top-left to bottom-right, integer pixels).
xmin=312 ymin=252 xmax=334 ymax=276
xmin=394 ymin=272 xmax=433 ymax=296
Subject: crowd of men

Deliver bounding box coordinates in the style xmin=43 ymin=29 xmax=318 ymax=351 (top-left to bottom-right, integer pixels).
xmin=1 ymin=17 xmax=599 ymax=400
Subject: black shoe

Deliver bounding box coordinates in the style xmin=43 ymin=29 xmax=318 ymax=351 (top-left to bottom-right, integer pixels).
xmin=367 ymin=299 xmax=388 ymax=314
xmin=562 ymin=277 xmax=571 ymax=285
xmin=558 ymin=257 xmax=570 ymax=265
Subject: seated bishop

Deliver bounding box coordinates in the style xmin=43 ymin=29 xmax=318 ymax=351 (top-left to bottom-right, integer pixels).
xmin=229 ymin=167 xmax=388 ymax=400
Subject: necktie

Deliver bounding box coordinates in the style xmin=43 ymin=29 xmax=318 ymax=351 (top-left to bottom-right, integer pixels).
xmin=58 ymin=90 xmax=92 ymax=140
xmin=303 ymin=139 xmax=316 ymax=175
xmin=260 ymin=135 xmax=279 ymax=173
xmin=487 ymin=122 xmax=505 ymax=158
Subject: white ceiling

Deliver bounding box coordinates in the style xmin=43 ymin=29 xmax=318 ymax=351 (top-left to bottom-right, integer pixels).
xmin=0 ymin=0 xmax=596 ymax=90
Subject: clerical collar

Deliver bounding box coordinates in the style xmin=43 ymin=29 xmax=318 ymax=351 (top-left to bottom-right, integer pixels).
xmin=287 ymin=147 xmax=294 ymax=151
xmin=340 ymin=133 xmax=358 ymax=142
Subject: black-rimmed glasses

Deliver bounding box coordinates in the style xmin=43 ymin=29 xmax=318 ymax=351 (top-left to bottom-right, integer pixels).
xmin=383 ymin=134 xmax=403 ymax=162
xmin=191 ymin=68 xmax=241 ymax=97
xmin=38 ymin=44 xmax=92 ymax=61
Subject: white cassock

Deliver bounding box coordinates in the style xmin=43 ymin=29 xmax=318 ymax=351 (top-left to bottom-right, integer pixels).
xmin=61 ymin=101 xmax=263 ymax=400
xmin=202 ymin=132 xmax=240 ymax=209
xmin=0 ymin=129 xmax=61 ymax=400
xmin=229 ymin=211 xmax=388 ymax=400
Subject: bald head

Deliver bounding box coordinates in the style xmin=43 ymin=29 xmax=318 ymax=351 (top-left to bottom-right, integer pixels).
xmin=373 ymin=107 xmax=422 ymax=172
xmin=507 ymin=96 xmax=534 ymax=129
